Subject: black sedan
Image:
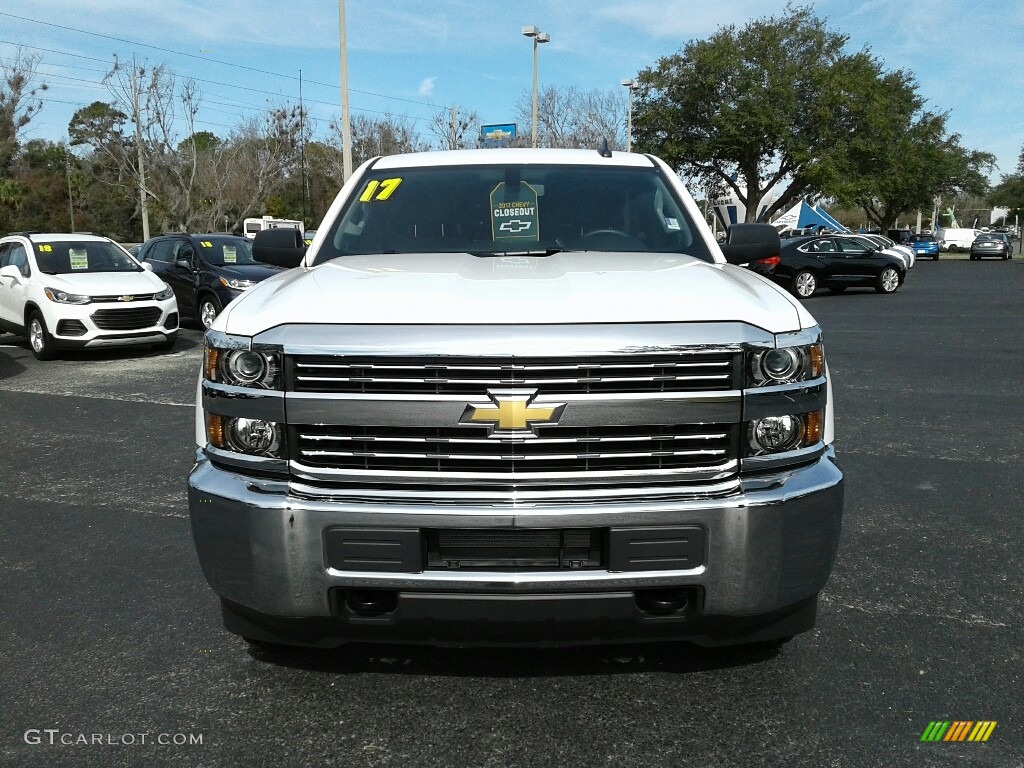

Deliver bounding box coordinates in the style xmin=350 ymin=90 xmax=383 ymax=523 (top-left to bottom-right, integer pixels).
xmin=746 ymin=234 xmax=906 ymax=299
xmin=970 ymin=234 xmax=1012 ymax=260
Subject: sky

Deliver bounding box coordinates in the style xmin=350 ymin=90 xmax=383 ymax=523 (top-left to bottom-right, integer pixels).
xmin=1 ymin=0 xmax=1022 ymax=181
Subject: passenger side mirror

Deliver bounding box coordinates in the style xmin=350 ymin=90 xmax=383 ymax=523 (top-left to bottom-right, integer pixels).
xmin=174 ymin=258 xmax=192 ymax=270
xmin=253 ymin=228 xmax=306 ymax=269
xmin=141 ymin=262 xmax=154 ymax=272
xmin=719 ymin=224 xmax=781 ymax=265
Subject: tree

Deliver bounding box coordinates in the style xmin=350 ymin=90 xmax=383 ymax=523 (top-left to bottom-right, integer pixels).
xmin=821 ymin=51 xmax=994 ymax=231
xmin=202 ymin=104 xmax=307 ymax=233
xmin=68 ymin=102 xmax=140 ymax=239
xmin=514 ymin=85 xmax=626 ymax=149
xmin=989 ymin=146 xmax=1024 ymax=219
xmin=430 ymin=105 xmax=480 ymax=150
xmin=837 ymin=111 xmax=993 ymax=232
xmin=633 ymin=6 xmax=890 ymax=222
xmin=0 ymin=48 xmax=48 ymax=176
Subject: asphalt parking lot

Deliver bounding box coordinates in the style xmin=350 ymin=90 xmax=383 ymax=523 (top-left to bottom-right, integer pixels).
xmin=1 ymin=260 xmax=1021 ymax=768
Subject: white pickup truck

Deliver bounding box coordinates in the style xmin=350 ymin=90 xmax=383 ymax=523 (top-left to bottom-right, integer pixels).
xmin=188 ymin=148 xmax=844 ymax=650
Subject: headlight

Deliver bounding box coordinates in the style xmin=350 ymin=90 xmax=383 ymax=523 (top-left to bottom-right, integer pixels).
xmin=154 ymin=284 xmax=173 ymax=301
xmin=746 ymin=411 xmax=823 ymax=455
xmin=206 ymin=414 xmax=284 ymax=457
xmin=43 ymin=287 xmax=90 ymax=304
xmin=749 ymin=343 xmax=823 ymax=385
xmin=204 ymin=333 xmax=282 ymax=389
xmin=219 ymin=277 xmax=256 ymax=290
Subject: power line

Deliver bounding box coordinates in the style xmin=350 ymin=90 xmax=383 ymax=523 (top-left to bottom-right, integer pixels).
xmin=1 ymin=42 xmax=439 ymax=119
xmin=0 ymin=13 xmax=439 ymax=107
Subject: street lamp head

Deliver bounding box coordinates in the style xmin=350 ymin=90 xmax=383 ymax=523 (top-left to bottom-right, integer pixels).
xmin=621 ymin=78 xmax=634 ymax=88
xmin=536 ymin=32 xmax=550 ymax=44
xmin=522 ymin=25 xmax=539 ymax=37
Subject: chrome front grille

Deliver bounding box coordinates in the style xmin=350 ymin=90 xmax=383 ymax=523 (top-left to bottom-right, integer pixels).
xmin=91 ymin=293 xmax=156 ymax=303
xmin=291 ymin=423 xmax=738 ymax=480
xmin=289 ymin=352 xmax=738 ymax=394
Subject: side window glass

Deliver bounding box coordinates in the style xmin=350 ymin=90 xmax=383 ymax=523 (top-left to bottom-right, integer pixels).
xmin=175 ymin=241 xmax=195 ymax=262
xmin=10 ymin=245 xmax=30 ymax=276
xmin=839 ymin=240 xmax=868 ymax=254
xmin=147 ymin=240 xmax=173 ymax=263
xmin=0 ymin=244 xmax=10 ymax=268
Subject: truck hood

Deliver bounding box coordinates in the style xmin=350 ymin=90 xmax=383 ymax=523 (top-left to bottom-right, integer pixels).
xmin=218 ymin=251 xmax=809 ymax=335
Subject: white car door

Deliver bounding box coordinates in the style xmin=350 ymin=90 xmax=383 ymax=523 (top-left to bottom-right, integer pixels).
xmin=0 ymin=243 xmax=32 ymax=328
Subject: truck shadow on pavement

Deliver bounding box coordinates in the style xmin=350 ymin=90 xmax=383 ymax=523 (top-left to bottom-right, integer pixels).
xmin=0 ymin=347 xmax=28 ymax=379
xmin=244 ymin=640 xmax=787 ymax=677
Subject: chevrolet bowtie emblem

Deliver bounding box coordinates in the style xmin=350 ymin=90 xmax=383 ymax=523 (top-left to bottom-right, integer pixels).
xmin=460 ymin=389 xmax=565 ymax=438
xmin=119 ymin=295 xmax=134 ymax=301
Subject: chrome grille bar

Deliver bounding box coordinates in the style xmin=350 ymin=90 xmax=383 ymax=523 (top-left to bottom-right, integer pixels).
xmin=289 ymin=352 xmax=738 ymax=395
xmin=290 ymin=424 xmax=738 ymax=479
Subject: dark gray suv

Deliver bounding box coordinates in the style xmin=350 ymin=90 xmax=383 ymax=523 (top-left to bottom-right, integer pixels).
xmin=136 ymin=234 xmax=284 ymax=328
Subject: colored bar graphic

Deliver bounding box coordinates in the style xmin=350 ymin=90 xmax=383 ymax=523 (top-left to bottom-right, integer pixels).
xmin=921 ymin=721 xmax=996 ymax=742
xmin=944 ymin=721 xmax=973 ymax=741
xmin=921 ymin=721 xmax=950 ymax=741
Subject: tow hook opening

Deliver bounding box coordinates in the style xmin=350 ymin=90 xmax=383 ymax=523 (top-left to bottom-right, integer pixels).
xmin=345 ymin=589 xmax=398 ymax=617
xmin=635 ymin=588 xmax=693 ymax=616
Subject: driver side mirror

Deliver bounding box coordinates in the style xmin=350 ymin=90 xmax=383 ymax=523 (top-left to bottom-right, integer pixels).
xmin=719 ymin=224 xmax=781 ymax=265
xmin=252 ymin=228 xmax=306 ymax=269
xmin=0 ymin=264 xmax=21 ymax=281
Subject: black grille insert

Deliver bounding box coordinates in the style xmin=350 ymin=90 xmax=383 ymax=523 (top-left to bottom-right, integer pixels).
xmin=55 ymin=319 xmax=87 ymax=336
xmin=427 ymin=528 xmax=602 ymax=570
xmin=91 ymin=307 xmax=162 ymax=330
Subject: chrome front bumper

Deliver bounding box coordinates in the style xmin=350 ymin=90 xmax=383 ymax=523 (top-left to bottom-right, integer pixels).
xmin=188 ymin=447 xmax=843 ymax=642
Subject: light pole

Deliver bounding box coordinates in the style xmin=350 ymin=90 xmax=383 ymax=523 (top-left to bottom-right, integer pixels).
xmin=521 ymin=26 xmax=550 ymax=148
xmin=338 ymin=0 xmax=353 ymax=181
xmin=621 ymin=78 xmax=636 ymax=153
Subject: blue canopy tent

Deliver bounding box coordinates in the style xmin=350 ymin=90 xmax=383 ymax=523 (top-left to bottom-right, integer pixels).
xmin=812 ymin=204 xmax=848 ymax=233
xmin=772 ymin=201 xmax=848 ymax=233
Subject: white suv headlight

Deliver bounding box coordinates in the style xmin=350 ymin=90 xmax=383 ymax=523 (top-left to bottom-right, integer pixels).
xmin=43 ymin=287 xmax=90 ymax=305
xmin=154 ymin=284 xmax=174 ymax=301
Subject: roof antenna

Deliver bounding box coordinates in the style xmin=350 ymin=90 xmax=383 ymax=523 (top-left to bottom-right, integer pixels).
xmin=597 ymin=138 xmax=612 ymax=158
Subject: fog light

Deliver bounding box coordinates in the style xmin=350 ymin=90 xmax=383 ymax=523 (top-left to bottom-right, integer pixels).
xmin=227 ymin=417 xmax=280 ymax=455
xmin=750 ymin=415 xmax=803 ymax=453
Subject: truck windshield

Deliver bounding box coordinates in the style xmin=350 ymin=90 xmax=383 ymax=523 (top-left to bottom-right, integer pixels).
xmin=314 ymin=164 xmax=713 ymax=264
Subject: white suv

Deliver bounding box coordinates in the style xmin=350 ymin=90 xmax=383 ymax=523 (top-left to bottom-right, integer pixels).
xmin=0 ymin=233 xmax=178 ymax=360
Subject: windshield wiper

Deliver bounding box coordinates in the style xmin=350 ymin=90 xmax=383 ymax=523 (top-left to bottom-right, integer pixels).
xmin=468 ymin=248 xmax=564 ymax=258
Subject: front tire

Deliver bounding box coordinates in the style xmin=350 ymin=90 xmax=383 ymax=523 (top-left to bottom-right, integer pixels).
xmin=792 ymin=270 xmax=817 ymax=299
xmin=198 ymin=295 xmax=223 ymax=329
xmin=875 ymin=266 xmax=901 ymax=294
xmin=28 ymin=311 xmax=57 ymax=360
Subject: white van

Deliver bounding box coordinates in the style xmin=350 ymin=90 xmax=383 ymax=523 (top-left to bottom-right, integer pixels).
xmin=242 ymin=215 xmax=303 ymax=240
xmin=936 ymin=227 xmax=979 ymax=252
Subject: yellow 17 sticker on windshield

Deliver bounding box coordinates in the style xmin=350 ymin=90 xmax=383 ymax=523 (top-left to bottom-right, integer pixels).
xmin=359 ymin=178 xmax=402 ymax=202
